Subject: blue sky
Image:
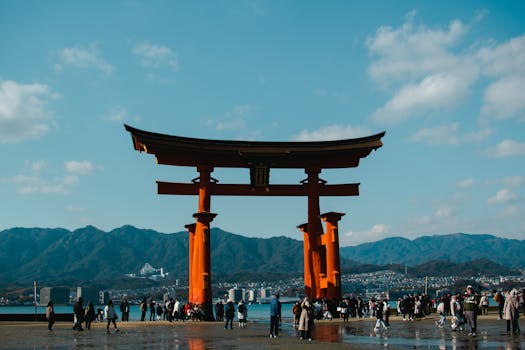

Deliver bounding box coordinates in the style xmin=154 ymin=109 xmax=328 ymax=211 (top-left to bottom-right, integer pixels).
xmin=1 ymin=1 xmax=524 ymax=245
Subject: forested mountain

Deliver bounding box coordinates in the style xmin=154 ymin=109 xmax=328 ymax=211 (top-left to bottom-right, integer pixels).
xmin=0 ymin=226 xmax=522 ymax=289
xmin=339 ymin=233 xmax=525 ymax=268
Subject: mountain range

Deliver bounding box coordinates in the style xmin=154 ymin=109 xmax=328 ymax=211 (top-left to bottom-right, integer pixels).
xmin=0 ymin=226 xmax=523 ymax=290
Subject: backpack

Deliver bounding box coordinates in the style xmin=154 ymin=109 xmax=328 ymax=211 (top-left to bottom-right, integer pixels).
xmin=238 ymin=304 xmax=244 ymax=313
xmin=494 ymin=292 xmax=501 ymax=303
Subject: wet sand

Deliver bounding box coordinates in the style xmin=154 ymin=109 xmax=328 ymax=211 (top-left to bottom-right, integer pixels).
xmin=0 ymin=314 xmax=523 ymax=349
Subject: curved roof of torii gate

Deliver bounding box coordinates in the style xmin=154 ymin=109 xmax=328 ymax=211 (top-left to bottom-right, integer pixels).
xmin=124 ymin=124 xmax=385 ymax=169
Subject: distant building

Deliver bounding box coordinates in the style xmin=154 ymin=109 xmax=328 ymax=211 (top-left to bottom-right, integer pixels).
xmin=260 ymin=288 xmax=271 ymax=299
xmin=247 ymin=289 xmax=256 ymax=303
xmin=40 ymin=287 xmax=69 ymax=305
xmin=99 ymin=291 xmax=110 ymax=305
xmin=228 ymin=288 xmax=243 ymax=303
xmin=77 ymin=287 xmax=99 ymax=305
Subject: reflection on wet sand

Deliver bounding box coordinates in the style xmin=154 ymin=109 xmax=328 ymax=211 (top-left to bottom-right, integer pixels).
xmin=312 ymin=320 xmax=523 ymax=349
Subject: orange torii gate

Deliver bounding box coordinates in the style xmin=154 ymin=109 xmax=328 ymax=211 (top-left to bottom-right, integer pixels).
xmin=124 ymin=124 xmax=384 ymax=320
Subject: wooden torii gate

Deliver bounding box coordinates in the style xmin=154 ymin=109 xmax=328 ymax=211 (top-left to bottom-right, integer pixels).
xmin=125 ymin=124 xmax=384 ymax=320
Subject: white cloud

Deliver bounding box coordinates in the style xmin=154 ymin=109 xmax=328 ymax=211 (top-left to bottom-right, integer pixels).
xmin=342 ymin=224 xmax=390 ymax=246
xmin=291 ymin=124 xmax=371 ymax=141
xmin=481 ymin=76 xmax=525 ymax=120
xmin=55 ymin=43 xmax=113 ymax=74
xmin=7 ymin=160 xmax=98 ymax=195
xmin=103 ymin=105 xmax=127 ymax=122
xmin=372 ymin=73 xmax=470 ymax=124
xmin=434 ymin=207 xmax=452 ymax=218
xmin=12 ymin=173 xmax=77 ymax=195
xmin=463 ymin=128 xmax=493 ymax=143
xmin=208 ymin=104 xmax=255 ymax=131
xmin=367 ymin=12 xmax=525 ymax=126
xmin=65 ymin=161 xmax=95 ymax=175
xmin=408 ymin=123 xmax=492 ymax=145
xmin=31 ymin=160 xmax=48 ymax=172
xmin=408 ymin=123 xmax=459 ymax=145
xmin=488 ymin=175 xmax=525 ymax=187
xmin=487 ymin=189 xmax=519 ymax=204
xmin=0 ymin=79 xmax=57 ymax=143
xmin=487 ymin=139 xmax=525 ymax=157
xmin=133 ymin=42 xmax=179 ymax=72
xmin=457 ymin=178 xmax=474 ymax=188
xmin=367 ymin=11 xmax=468 ymax=83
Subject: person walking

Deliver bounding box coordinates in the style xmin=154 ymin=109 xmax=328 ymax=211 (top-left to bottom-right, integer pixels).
xmin=298 ymin=297 xmax=314 ymax=341
xmin=464 ymin=285 xmax=479 ymax=337
xmin=374 ymin=300 xmax=388 ymax=331
xmin=224 ymin=300 xmax=235 ymax=330
xmin=436 ymin=298 xmax=446 ymax=328
xmin=46 ymin=301 xmax=55 ymax=331
xmin=85 ymin=301 xmax=96 ymax=330
xmin=503 ymin=289 xmax=520 ymax=335
xmin=269 ymin=293 xmax=281 ymax=338
xmin=104 ymin=300 xmax=119 ymax=334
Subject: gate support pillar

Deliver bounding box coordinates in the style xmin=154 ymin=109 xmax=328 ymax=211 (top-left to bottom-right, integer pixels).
xmin=190 ymin=211 xmax=217 ymax=321
xmin=321 ymin=212 xmax=344 ymax=302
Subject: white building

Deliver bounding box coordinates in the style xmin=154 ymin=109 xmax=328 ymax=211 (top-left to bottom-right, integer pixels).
xmin=228 ymin=288 xmax=244 ymax=303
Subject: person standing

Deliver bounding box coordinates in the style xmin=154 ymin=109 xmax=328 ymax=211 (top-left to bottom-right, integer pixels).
xmin=120 ymin=298 xmax=130 ymax=322
xmin=464 ymin=285 xmax=479 ymax=337
xmin=269 ymin=293 xmax=281 ymax=338
xmin=104 ymin=300 xmax=119 ymax=333
xmin=140 ymin=298 xmax=147 ymax=321
xmin=46 ymin=301 xmax=55 ymax=331
xmin=173 ymin=299 xmax=181 ymax=321
xmin=479 ymin=292 xmax=489 ymax=316
xmin=298 ymin=297 xmax=314 ymax=341
xmin=503 ymin=289 xmax=520 ymax=335
xmin=292 ymin=300 xmax=301 ymax=328
xmin=237 ymin=300 xmax=247 ymax=328
xmin=85 ymin=301 xmax=95 ymax=330
xmin=494 ymin=289 xmax=505 ymax=320
xmin=73 ymin=297 xmax=84 ymax=331
xmin=149 ymin=298 xmax=156 ymax=321
xmin=224 ymin=300 xmax=235 ymax=330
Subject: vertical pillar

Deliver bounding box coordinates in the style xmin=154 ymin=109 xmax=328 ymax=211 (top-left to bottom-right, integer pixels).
xmin=321 ymin=212 xmax=344 ymax=302
xmin=305 ymin=167 xmax=325 ymax=300
xmin=188 ymin=165 xmax=215 ymax=320
xmin=192 ymin=211 xmax=217 ymax=321
xmin=197 ymin=165 xmax=213 ymax=212
xmin=297 ymin=223 xmax=312 ymax=299
xmin=184 ymin=223 xmax=196 ymax=303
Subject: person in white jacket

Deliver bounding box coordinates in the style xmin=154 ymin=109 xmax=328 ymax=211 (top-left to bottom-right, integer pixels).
xmin=104 ymin=300 xmax=119 ymax=334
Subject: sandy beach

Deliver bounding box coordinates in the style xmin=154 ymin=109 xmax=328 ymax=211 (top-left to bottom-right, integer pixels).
xmin=0 ymin=314 xmax=523 ymax=349
xmin=0 ymin=315 xmax=525 ymax=350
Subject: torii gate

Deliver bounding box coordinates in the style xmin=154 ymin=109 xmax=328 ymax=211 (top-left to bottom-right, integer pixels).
xmin=125 ymin=124 xmax=384 ymax=320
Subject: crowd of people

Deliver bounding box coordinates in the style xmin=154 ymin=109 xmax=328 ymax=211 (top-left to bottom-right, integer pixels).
xmin=43 ymin=285 xmax=523 ymax=342
xmin=434 ymin=286 xmax=523 ymax=336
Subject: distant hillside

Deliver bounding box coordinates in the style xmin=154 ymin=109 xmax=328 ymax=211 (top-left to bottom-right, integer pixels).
xmin=0 ymin=226 xmax=304 ymax=287
xmin=340 ymin=233 xmax=525 ymax=268
xmin=0 ymin=227 xmax=523 ymax=290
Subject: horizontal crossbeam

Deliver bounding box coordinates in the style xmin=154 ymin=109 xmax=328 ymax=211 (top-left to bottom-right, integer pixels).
xmin=157 ymin=181 xmax=359 ymax=196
